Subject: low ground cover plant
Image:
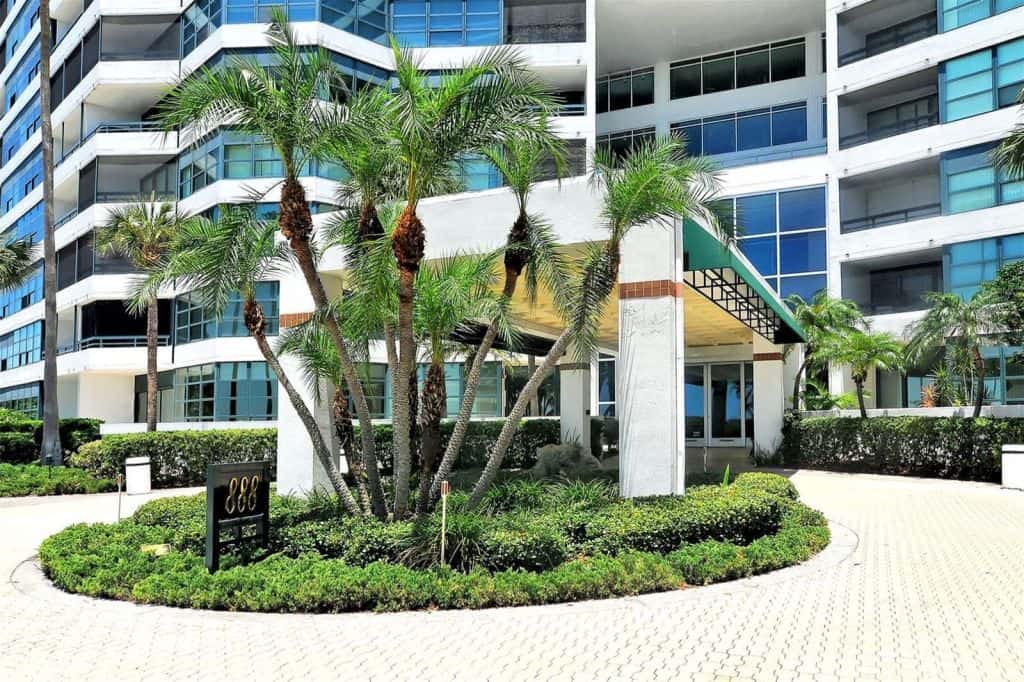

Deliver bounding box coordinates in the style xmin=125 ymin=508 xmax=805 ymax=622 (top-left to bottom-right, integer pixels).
xmin=0 ymin=463 xmax=116 ymax=497
xmin=39 ymin=472 xmax=828 ymax=612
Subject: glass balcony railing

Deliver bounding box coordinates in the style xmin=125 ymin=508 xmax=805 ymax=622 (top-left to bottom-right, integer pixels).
xmin=839 ymin=12 xmax=937 ymax=66
xmin=840 ymin=203 xmax=942 ymax=233
xmin=58 ymin=335 xmax=171 ymax=354
xmin=839 ymin=112 xmax=939 ymax=148
xmin=57 ymin=121 xmax=168 ymax=164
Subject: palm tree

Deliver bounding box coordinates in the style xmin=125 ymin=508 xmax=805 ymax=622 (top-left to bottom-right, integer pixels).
xmin=0 ymin=238 xmax=35 ymax=289
xmin=465 ymin=137 xmax=723 ymax=509
xmin=38 ymin=0 xmax=61 ymax=464
xmin=384 ymin=43 xmax=561 ymax=518
xmin=785 ymin=292 xmax=864 ymax=411
xmin=429 ymin=136 xmax=569 ymax=502
xmin=822 ymin=329 xmax=904 ymax=418
xmin=412 ymin=252 xmax=509 ymax=514
xmin=143 ymin=206 xmax=362 ymax=515
xmin=995 ymin=88 xmax=1024 ymax=179
xmin=905 ymin=290 xmax=1001 ymax=418
xmin=96 ymin=198 xmax=182 ymax=431
xmin=158 ymin=11 xmax=387 ymax=517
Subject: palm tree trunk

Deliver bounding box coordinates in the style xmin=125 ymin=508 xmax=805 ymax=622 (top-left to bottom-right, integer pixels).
xmin=792 ymin=355 xmax=808 ymax=412
xmin=390 ymin=204 xmax=425 ymax=519
xmin=278 ymin=177 xmax=387 ymax=518
xmin=332 ymin=387 xmax=369 ymax=511
xmin=416 ymin=362 xmax=446 ymax=515
xmin=146 ymin=297 xmax=159 ymax=432
xmin=430 ymin=268 xmax=521 ymax=500
xmin=467 ymin=329 xmax=570 ymax=509
xmin=38 ymin=0 xmax=61 ymax=464
xmin=528 ymin=355 xmax=538 ymax=415
xmin=245 ymin=299 xmax=361 ymax=515
xmin=855 ymin=379 xmax=867 ymax=418
xmin=972 ymin=347 xmax=985 ymax=418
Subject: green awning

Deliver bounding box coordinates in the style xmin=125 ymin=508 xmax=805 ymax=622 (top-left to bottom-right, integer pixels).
xmin=683 ymin=220 xmax=805 ymax=344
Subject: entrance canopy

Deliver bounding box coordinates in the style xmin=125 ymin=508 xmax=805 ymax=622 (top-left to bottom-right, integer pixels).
xmin=683 ymin=221 xmax=805 ymax=345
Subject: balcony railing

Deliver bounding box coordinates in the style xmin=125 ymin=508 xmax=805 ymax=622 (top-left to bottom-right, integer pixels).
xmin=99 ymin=48 xmax=179 ymax=62
xmin=839 ymin=112 xmax=939 ymax=148
xmin=505 ymin=21 xmax=585 ymax=44
xmin=54 ymin=208 xmax=79 ymax=229
xmin=841 ymin=203 xmax=941 ymax=233
xmin=58 ymin=121 xmax=167 ymax=164
xmin=58 ymin=334 xmax=170 ymax=354
xmin=838 ymin=12 xmax=938 ymax=66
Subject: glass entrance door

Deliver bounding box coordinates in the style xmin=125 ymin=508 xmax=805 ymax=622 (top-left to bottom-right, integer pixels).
xmin=685 ymin=363 xmax=754 ymax=446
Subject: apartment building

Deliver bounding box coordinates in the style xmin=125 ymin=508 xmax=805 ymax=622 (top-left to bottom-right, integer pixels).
xmin=0 ymin=1 xmax=1021 ymax=494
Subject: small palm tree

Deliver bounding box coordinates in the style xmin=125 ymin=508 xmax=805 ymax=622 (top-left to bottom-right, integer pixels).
xmin=822 ymin=329 xmax=904 ymax=418
xmin=905 ymin=290 xmax=1001 ymax=418
xmin=466 ymin=137 xmax=723 ymax=508
xmin=995 ymin=88 xmax=1024 ymax=179
xmin=785 ymin=292 xmax=864 ymax=411
xmin=0 ymin=237 xmax=35 ymax=290
xmin=430 ymin=136 xmax=569 ymax=502
xmin=144 ymin=206 xmax=363 ymax=515
xmin=384 ymin=43 xmax=561 ymax=518
xmin=96 ymin=197 xmax=182 ymax=431
xmin=158 ymin=11 xmax=384 ymax=516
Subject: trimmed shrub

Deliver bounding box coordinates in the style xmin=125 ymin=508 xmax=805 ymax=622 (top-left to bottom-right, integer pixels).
xmin=0 ymin=463 xmax=117 ymax=496
xmin=0 ymin=409 xmax=102 ymax=463
xmin=733 ymin=472 xmax=799 ymax=500
xmin=359 ymin=418 xmax=560 ymax=473
xmin=779 ymin=415 xmax=1022 ymax=482
xmin=72 ymin=429 xmax=276 ymax=488
xmin=0 ymin=432 xmax=39 ymax=463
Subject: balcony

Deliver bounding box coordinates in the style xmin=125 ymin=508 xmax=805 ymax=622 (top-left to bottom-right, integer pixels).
xmin=837 ymin=0 xmax=937 ymax=66
xmin=842 ymin=253 xmax=943 ymax=315
xmin=57 ymin=121 xmax=168 ymax=165
xmin=58 ymin=299 xmax=172 ymax=354
xmin=58 ymin=335 xmax=171 ymax=354
xmin=840 ymin=157 xmax=941 ymax=233
xmin=837 ymin=68 xmax=938 ymax=148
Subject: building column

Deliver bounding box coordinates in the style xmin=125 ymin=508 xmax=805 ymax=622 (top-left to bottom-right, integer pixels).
xmin=558 ymin=357 xmax=591 ymax=452
xmin=752 ymin=335 xmax=787 ymax=456
xmin=275 ymin=276 xmax=339 ymax=496
xmin=618 ymin=224 xmax=686 ymax=497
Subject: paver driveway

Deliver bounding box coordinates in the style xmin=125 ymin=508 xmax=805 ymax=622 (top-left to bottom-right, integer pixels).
xmin=2 ymin=470 xmax=1024 ymax=681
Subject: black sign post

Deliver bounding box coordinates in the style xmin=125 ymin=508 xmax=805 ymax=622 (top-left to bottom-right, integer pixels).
xmin=205 ymin=461 xmax=270 ymax=573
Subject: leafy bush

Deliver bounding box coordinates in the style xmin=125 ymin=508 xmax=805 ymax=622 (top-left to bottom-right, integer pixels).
xmin=0 ymin=463 xmax=117 ymax=496
xmin=72 ymin=429 xmax=277 ymax=488
xmin=0 ymin=409 xmax=102 ymax=463
xmin=733 ymin=472 xmax=799 ymax=500
xmin=779 ymin=415 xmax=1023 ymax=481
xmin=359 ymin=418 xmax=560 ymax=472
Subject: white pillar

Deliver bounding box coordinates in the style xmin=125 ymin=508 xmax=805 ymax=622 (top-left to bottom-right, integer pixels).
xmin=274 ymin=275 xmax=339 ymax=496
xmin=618 ymin=223 xmax=687 ymax=497
xmin=752 ymin=335 xmax=786 ymax=457
xmin=558 ymin=358 xmax=591 ymax=451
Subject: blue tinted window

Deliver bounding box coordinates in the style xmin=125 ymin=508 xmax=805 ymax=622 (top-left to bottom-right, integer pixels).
xmin=391 ymin=0 xmax=501 ymax=47
xmin=2 ymin=97 xmax=40 ymax=164
xmin=737 ymin=110 xmax=770 ymax=150
xmin=941 ymin=141 xmax=1024 ymax=214
xmin=675 ymin=121 xmax=702 ymax=156
xmin=779 ymin=274 xmax=826 ymax=301
xmin=0 ymin=151 xmax=41 ymax=214
xmin=702 ymin=116 xmax=735 ymax=155
xmin=6 ymin=0 xmax=40 ymax=62
xmin=739 ymin=237 xmax=776 ymax=275
xmin=779 ymin=187 xmax=826 ymax=231
xmin=771 ymin=104 xmax=807 ymax=145
xmin=779 ymin=231 xmax=826 ymax=274
xmin=946 ymin=232 xmax=1024 ymax=299
xmin=735 ymin=194 xmax=776 ymax=235
xmin=5 ymin=46 xmax=40 ymax=114
xmin=942 ymin=37 xmax=1024 ymax=121
xmin=0 ymin=321 xmax=42 ymax=371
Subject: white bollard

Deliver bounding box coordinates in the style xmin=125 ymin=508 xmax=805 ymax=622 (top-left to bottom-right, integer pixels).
xmin=125 ymin=456 xmax=152 ymax=495
xmin=1002 ymin=445 xmax=1024 ymax=490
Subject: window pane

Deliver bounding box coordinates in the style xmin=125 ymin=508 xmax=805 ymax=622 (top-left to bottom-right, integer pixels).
xmin=771 ymin=41 xmax=805 ymax=81
xmin=702 ymin=117 xmax=736 ymax=155
xmin=737 ymin=110 xmax=771 ymax=150
xmin=739 ymin=236 xmax=777 ymax=276
xmin=596 ymin=79 xmax=608 ymax=114
xmin=779 ymin=187 xmax=825 ymax=231
xmin=735 ymin=193 xmax=776 ymax=235
xmin=702 ymin=56 xmax=734 ymax=93
xmin=631 ymin=70 xmax=654 ymax=106
xmin=670 ymin=62 xmax=700 ymax=99
xmin=779 ymin=274 xmax=826 ymax=301
xmin=673 ymin=122 xmax=702 ymax=156
xmin=771 ymin=105 xmax=807 ymax=145
xmin=736 ymin=49 xmax=769 ymax=88
xmin=608 ymin=77 xmax=630 ymax=111
xmin=779 ymin=231 xmax=826 ymax=273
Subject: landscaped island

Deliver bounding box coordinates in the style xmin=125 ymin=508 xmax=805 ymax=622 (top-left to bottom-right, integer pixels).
xmin=39 ymin=472 xmax=829 ymax=612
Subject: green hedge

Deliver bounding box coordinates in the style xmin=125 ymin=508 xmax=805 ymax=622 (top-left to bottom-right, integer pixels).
xmin=358 ymin=418 xmax=560 ymax=472
xmin=0 ymin=463 xmax=116 ymax=496
xmin=0 ymin=408 xmax=102 ymax=464
xmin=71 ymin=429 xmax=277 ymax=488
xmin=779 ymin=416 xmax=1020 ymax=481
xmin=39 ymin=473 xmax=829 ymax=612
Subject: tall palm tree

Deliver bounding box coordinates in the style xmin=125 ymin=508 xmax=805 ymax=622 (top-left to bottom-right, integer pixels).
xmin=430 ymin=136 xmax=569 ymax=501
xmin=38 ymin=0 xmax=61 ymax=464
xmin=821 ymin=329 xmax=904 ymax=418
xmin=905 ymin=290 xmax=1001 ymax=418
xmin=96 ymin=197 xmax=182 ymax=431
xmin=384 ymin=43 xmax=560 ymax=518
xmin=158 ymin=11 xmax=386 ymax=517
xmin=785 ymin=292 xmax=864 ymax=411
xmin=143 ymin=206 xmax=362 ymax=515
xmin=466 ymin=137 xmax=723 ymax=509
xmin=412 ymin=251 xmax=509 ymax=514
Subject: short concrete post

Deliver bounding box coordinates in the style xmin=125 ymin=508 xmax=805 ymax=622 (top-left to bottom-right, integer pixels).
xmin=1002 ymin=445 xmax=1024 ymax=490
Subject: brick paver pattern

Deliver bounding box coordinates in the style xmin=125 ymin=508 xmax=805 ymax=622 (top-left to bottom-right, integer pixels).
xmin=2 ymin=470 xmax=1024 ymax=681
